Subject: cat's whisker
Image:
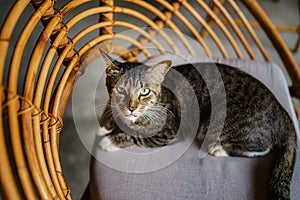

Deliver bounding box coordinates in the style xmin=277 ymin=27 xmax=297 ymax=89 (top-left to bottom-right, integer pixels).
xmin=142 ymin=111 xmax=156 ymax=124
xmin=100 ymin=110 xmax=113 ymax=120
xmin=147 ymin=111 xmax=163 ymax=119
xmin=143 ymin=109 xmax=166 ymax=124
xmin=143 ymin=114 xmax=153 ymax=124
xmin=148 ymin=105 xmax=174 ymax=116
xmin=149 ymin=106 xmax=168 ymax=115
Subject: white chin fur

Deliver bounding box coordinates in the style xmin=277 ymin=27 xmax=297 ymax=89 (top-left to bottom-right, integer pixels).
xmin=126 ymin=115 xmax=138 ymax=121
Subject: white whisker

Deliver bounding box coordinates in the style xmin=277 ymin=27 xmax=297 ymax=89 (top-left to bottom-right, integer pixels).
xmin=150 ymin=105 xmax=174 ymax=116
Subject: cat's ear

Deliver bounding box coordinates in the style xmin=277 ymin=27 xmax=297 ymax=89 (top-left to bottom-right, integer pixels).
xmin=100 ymin=49 xmax=121 ymax=76
xmin=146 ymin=60 xmax=172 ymax=83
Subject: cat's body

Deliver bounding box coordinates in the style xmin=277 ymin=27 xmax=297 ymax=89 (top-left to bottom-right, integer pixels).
xmin=97 ymin=53 xmax=297 ymax=200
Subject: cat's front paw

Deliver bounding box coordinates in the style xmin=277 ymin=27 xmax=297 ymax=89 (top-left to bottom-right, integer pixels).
xmin=97 ymin=126 xmax=112 ymax=137
xmin=98 ymin=136 xmax=120 ymax=152
xmin=208 ymin=142 xmax=229 ymax=157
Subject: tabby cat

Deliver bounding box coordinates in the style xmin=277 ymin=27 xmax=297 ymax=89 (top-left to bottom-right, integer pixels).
xmin=97 ymin=51 xmax=297 ymax=200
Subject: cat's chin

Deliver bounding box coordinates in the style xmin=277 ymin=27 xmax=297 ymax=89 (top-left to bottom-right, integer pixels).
xmin=125 ymin=114 xmax=138 ymax=122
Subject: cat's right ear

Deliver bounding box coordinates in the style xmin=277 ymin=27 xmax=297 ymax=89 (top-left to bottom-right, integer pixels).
xmin=145 ymin=60 xmax=172 ymax=83
xmin=100 ymin=49 xmax=121 ymax=76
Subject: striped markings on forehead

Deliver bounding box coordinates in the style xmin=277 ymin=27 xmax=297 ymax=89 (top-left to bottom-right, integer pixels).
xmin=120 ymin=67 xmax=146 ymax=88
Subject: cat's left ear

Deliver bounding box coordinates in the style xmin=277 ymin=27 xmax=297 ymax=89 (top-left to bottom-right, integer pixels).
xmin=146 ymin=60 xmax=172 ymax=83
xmin=100 ymin=49 xmax=121 ymax=76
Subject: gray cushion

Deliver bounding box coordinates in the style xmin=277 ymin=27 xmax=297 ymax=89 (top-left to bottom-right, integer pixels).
xmin=89 ymin=55 xmax=300 ymax=200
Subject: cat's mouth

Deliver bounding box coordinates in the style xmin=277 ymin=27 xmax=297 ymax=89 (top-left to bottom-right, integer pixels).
xmin=125 ymin=114 xmax=138 ymax=121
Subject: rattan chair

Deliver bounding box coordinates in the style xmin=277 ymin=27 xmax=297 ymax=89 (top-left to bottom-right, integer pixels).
xmin=0 ymin=0 xmax=299 ymax=199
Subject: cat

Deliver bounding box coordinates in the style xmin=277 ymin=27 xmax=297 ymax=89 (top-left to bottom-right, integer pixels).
xmin=97 ymin=51 xmax=297 ymax=200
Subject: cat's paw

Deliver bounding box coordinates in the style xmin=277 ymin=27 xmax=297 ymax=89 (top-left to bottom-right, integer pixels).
xmin=98 ymin=137 xmax=120 ymax=152
xmin=208 ymin=143 xmax=229 ymax=157
xmin=97 ymin=126 xmax=112 ymax=137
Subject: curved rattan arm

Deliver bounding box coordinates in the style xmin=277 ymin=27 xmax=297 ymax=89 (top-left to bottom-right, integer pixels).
xmin=243 ymin=0 xmax=300 ymax=99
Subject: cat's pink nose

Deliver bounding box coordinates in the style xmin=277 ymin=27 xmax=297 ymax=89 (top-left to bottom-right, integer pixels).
xmin=129 ymin=98 xmax=138 ymax=111
xmin=129 ymin=105 xmax=136 ymax=111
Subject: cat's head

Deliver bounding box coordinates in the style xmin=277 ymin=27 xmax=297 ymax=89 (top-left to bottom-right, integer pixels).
xmin=102 ymin=51 xmax=172 ymax=123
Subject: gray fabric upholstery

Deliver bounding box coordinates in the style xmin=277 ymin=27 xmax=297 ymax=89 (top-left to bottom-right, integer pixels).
xmin=89 ymin=57 xmax=300 ymax=200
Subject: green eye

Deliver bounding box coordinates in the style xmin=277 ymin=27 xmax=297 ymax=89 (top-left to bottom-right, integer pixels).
xmin=140 ymin=88 xmax=150 ymax=96
xmin=116 ymin=86 xmax=125 ymax=93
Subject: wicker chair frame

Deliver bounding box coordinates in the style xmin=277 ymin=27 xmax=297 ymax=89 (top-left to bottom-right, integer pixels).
xmin=0 ymin=0 xmax=299 ymax=199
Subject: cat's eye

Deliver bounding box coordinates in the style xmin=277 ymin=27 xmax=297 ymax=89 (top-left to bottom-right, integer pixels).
xmin=116 ymin=86 xmax=125 ymax=93
xmin=140 ymin=88 xmax=150 ymax=96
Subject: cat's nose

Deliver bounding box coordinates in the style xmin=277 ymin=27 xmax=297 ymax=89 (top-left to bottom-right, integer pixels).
xmin=128 ymin=105 xmax=137 ymax=112
xmin=129 ymin=98 xmax=138 ymax=112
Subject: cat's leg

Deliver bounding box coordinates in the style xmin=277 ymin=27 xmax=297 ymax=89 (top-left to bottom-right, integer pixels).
xmin=98 ymin=126 xmax=176 ymax=150
xmin=137 ymin=124 xmax=178 ymax=148
xmin=97 ymin=126 xmax=120 ymax=151
xmin=240 ymin=148 xmax=271 ymax=157
xmin=208 ymin=142 xmax=271 ymax=158
xmin=207 ymin=121 xmax=273 ymax=158
xmin=226 ymin=144 xmax=272 ymax=158
xmin=98 ymin=135 xmax=121 ymax=152
xmin=99 ymin=132 xmax=134 ymax=152
xmin=96 ymin=126 xmax=112 ymax=137
xmin=223 ymin=129 xmax=272 ymax=157
xmin=208 ymin=140 xmax=272 ymax=158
